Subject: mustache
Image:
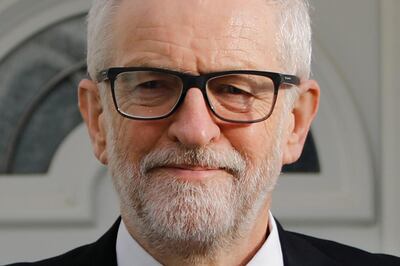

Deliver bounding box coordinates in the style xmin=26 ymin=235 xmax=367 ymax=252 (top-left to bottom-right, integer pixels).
xmin=139 ymin=145 xmax=247 ymax=177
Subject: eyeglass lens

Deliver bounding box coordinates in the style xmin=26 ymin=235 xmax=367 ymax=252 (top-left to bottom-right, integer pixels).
xmin=113 ymin=71 xmax=276 ymax=122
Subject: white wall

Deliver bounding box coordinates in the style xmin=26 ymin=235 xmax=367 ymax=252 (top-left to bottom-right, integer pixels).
xmin=0 ymin=0 xmax=399 ymax=264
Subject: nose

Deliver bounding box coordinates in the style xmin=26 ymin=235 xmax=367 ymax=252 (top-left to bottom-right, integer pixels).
xmin=167 ymin=88 xmax=221 ymax=147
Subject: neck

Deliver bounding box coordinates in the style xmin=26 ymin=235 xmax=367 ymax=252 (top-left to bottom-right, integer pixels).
xmin=121 ymin=200 xmax=271 ymax=266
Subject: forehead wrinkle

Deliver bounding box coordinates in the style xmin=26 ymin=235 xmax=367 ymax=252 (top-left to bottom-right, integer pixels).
xmin=192 ymin=38 xmax=266 ymax=72
xmin=121 ymin=24 xmax=202 ymax=71
xmin=120 ymin=53 xmax=195 ymax=73
xmin=130 ymin=13 xmax=269 ymax=68
xmin=117 ymin=37 xmax=196 ymax=71
xmin=188 ymin=21 xmax=277 ymax=71
xmin=134 ymin=25 xmax=194 ymax=50
xmin=113 ymin=0 xmax=280 ymax=74
xmin=201 ymin=54 xmax=259 ymax=72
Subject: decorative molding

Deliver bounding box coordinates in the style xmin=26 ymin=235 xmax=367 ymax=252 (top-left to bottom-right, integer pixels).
xmin=0 ymin=0 xmax=102 ymax=224
xmin=0 ymin=124 xmax=105 ymax=224
xmin=273 ymin=41 xmax=374 ymax=223
xmin=0 ymin=0 xmax=90 ymax=61
xmin=380 ymin=0 xmax=400 ymax=255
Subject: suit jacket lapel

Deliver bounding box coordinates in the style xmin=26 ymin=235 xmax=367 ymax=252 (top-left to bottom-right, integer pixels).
xmin=276 ymin=220 xmax=339 ymax=266
xmin=89 ymin=217 xmax=121 ymax=266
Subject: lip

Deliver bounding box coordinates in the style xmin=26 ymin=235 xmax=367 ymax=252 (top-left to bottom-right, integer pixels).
xmin=155 ymin=165 xmax=226 ymax=181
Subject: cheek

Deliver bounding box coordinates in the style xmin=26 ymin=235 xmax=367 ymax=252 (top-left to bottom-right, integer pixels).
xmin=224 ymin=124 xmax=276 ymax=167
xmin=112 ymin=120 xmax=168 ymax=162
xmin=223 ymin=101 xmax=288 ymax=168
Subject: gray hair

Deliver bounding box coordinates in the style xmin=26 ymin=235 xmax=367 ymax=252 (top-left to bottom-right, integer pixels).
xmin=87 ymin=0 xmax=311 ymax=103
xmin=87 ymin=0 xmax=120 ymax=81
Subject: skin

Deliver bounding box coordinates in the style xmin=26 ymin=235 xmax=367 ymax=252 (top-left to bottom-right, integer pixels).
xmin=78 ymin=0 xmax=320 ymax=265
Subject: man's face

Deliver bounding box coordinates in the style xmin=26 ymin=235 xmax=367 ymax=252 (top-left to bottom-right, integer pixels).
xmin=101 ymin=0 xmax=292 ymax=255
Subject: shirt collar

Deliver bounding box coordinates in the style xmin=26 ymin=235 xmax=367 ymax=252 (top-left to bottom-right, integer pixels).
xmin=116 ymin=212 xmax=283 ymax=266
xmin=246 ymin=212 xmax=284 ymax=266
xmin=116 ymin=220 xmax=161 ymax=266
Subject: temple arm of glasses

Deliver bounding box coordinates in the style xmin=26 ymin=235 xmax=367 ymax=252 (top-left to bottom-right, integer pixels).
xmin=281 ymin=74 xmax=300 ymax=86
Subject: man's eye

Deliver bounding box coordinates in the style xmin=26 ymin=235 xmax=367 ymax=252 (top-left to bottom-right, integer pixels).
xmin=217 ymin=85 xmax=252 ymax=96
xmin=136 ymin=80 xmax=164 ymax=90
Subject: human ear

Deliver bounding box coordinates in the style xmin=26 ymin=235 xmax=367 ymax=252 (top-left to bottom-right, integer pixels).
xmin=282 ymin=80 xmax=320 ymax=165
xmin=78 ymin=79 xmax=108 ymax=165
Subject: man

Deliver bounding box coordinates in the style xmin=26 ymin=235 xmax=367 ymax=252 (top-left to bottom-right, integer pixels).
xmin=7 ymin=0 xmax=400 ymax=265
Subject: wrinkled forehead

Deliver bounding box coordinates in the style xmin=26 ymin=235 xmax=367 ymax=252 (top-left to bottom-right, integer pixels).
xmin=112 ymin=0 xmax=281 ymax=72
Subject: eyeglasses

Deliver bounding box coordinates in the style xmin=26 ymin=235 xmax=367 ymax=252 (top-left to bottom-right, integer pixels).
xmin=96 ymin=67 xmax=300 ymax=123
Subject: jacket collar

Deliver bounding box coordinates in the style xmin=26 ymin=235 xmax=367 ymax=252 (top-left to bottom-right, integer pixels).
xmin=90 ymin=217 xmax=121 ymax=266
xmin=276 ymin=220 xmax=339 ymax=266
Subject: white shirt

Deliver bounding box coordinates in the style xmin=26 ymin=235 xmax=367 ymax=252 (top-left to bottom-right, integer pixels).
xmin=116 ymin=212 xmax=284 ymax=266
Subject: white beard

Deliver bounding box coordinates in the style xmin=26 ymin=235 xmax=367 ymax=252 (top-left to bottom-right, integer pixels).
xmin=106 ymin=119 xmax=284 ymax=260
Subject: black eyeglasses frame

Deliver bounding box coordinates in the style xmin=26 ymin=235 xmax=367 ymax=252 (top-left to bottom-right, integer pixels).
xmin=96 ymin=67 xmax=300 ymax=124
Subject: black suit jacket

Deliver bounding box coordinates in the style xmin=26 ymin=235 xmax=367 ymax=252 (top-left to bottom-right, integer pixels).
xmin=6 ymin=218 xmax=400 ymax=266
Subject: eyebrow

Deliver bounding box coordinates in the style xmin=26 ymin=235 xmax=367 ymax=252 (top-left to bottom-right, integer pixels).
xmin=122 ymin=56 xmax=194 ymax=74
xmin=121 ymin=55 xmax=266 ymax=76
